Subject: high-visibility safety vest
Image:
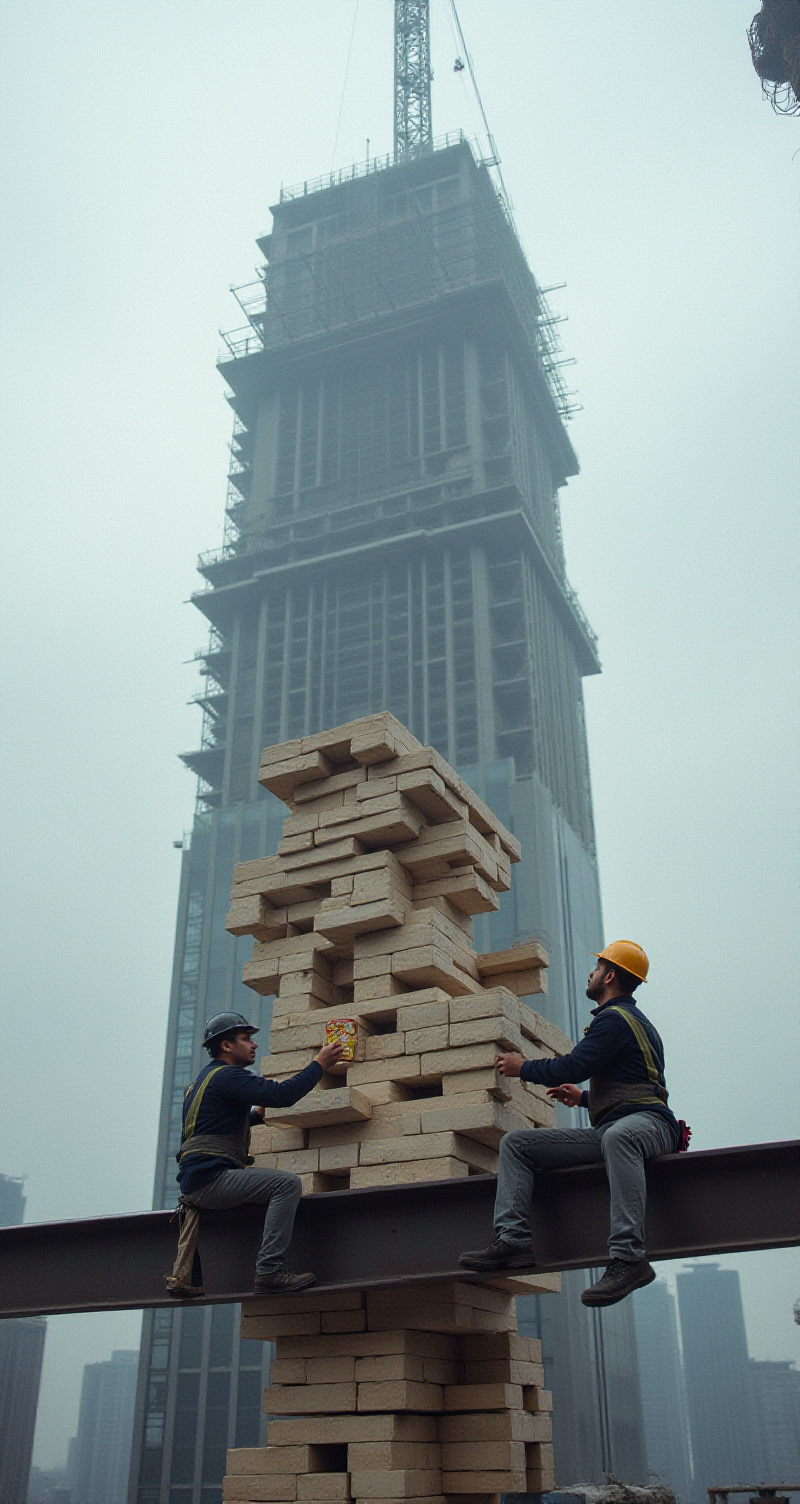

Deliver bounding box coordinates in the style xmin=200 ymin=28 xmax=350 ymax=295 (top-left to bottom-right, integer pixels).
xmin=176 ymin=1065 xmax=253 ymax=1169
xmin=587 ymin=1005 xmax=671 ymax=1129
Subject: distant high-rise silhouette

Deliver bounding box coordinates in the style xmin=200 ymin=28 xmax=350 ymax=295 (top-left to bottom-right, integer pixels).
xmin=71 ymin=1350 xmax=138 ymax=1504
xmin=750 ymin=1359 xmax=800 ymax=1481
xmin=0 ymin=1171 xmax=46 ymax=1504
xmin=632 ymin=1279 xmax=694 ymax=1500
xmin=677 ymin=1263 xmax=762 ymax=1489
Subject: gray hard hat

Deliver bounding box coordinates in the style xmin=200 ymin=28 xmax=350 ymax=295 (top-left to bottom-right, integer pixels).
xmin=202 ymin=1011 xmax=259 ymax=1052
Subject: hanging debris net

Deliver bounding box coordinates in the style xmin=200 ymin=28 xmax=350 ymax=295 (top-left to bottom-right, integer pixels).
xmin=748 ymin=0 xmax=800 ymax=114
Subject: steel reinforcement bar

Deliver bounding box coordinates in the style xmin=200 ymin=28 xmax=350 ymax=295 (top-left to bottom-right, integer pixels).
xmin=1 ymin=1141 xmax=797 ymax=1319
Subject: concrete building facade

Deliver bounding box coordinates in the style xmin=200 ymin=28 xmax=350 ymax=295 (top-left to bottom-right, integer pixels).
xmin=0 ymin=1171 xmax=46 ymax=1504
xmin=128 ymin=138 xmax=646 ymax=1503
xmin=750 ymin=1359 xmax=800 ymax=1482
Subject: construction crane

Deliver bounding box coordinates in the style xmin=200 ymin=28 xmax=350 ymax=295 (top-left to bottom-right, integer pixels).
xmin=394 ymin=0 xmax=433 ymax=159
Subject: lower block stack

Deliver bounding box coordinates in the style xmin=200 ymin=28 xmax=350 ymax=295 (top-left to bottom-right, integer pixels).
xmin=223 ymin=1287 xmax=554 ymax=1504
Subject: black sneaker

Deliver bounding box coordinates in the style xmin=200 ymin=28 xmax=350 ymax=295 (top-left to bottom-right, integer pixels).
xmin=253 ymin=1267 xmax=317 ymax=1295
xmin=458 ymin=1236 xmax=536 ymax=1272
xmin=580 ymin=1257 xmax=655 ymax=1307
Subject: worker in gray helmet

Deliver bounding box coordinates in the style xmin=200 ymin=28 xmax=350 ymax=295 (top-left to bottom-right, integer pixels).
xmin=173 ymin=1011 xmax=343 ymax=1296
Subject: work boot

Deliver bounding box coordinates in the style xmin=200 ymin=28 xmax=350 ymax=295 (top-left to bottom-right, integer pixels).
xmin=458 ymin=1236 xmax=536 ymax=1273
xmin=253 ymin=1266 xmax=317 ymax=1295
xmin=580 ymin=1257 xmax=655 ymax=1307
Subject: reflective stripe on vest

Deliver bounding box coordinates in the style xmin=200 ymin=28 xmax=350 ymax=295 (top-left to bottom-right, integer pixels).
xmin=606 ymin=1006 xmax=667 ymax=1095
xmin=181 ymin=1064 xmax=226 ymax=1145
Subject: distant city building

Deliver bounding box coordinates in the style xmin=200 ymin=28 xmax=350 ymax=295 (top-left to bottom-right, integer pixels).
xmin=0 ymin=1170 xmax=26 ymax=1226
xmin=0 ymin=1171 xmax=46 ymax=1504
xmin=633 ymin=1279 xmax=695 ymax=1501
xmin=27 ymin=1463 xmax=70 ymax=1503
xmin=70 ymin=1350 xmax=138 ymax=1504
xmin=750 ymin=1359 xmax=800 ymax=1481
xmin=0 ymin=1317 xmax=47 ymax=1504
xmin=676 ymin=1263 xmax=761 ymax=1490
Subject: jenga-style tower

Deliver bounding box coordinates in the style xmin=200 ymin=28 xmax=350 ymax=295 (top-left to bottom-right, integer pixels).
xmin=222 ymin=713 xmax=572 ymax=1502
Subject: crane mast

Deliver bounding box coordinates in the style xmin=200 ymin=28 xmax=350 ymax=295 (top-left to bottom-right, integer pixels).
xmin=394 ymin=0 xmax=433 ymax=159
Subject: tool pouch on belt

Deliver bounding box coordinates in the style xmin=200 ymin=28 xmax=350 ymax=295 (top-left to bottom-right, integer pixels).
xmin=165 ymin=1198 xmax=204 ymax=1299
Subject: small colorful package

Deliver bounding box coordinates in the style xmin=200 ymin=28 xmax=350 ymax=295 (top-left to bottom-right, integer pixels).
xmin=325 ymin=1018 xmax=358 ymax=1061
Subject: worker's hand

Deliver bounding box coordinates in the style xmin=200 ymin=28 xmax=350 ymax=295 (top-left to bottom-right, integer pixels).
xmin=253 ymin=1106 xmax=266 ymax=1120
xmin=315 ymin=1040 xmax=345 ymax=1071
xmin=546 ymin=1083 xmax=583 ymax=1108
xmin=495 ymin=1052 xmax=525 ymax=1078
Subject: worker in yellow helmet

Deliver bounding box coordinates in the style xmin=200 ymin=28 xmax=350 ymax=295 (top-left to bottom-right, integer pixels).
xmin=460 ymin=941 xmax=684 ymax=1306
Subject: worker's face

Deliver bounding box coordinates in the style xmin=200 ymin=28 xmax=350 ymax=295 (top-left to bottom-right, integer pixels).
xmin=223 ymin=1030 xmax=259 ymax=1067
xmin=586 ymin=961 xmax=607 ymax=1001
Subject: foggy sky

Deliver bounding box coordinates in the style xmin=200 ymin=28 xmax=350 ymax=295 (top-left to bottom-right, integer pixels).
xmin=1 ymin=0 xmax=798 ymax=1468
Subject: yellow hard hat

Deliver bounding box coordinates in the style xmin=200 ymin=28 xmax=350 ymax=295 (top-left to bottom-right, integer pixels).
xmin=593 ymin=940 xmax=649 ymax=984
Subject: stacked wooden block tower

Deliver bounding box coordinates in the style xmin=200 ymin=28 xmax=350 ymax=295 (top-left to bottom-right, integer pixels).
xmin=223 ymin=713 xmax=573 ymax=1503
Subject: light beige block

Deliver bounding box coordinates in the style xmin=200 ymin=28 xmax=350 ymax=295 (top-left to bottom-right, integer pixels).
xmin=268 ymin=1416 xmax=437 ymax=1447
xmin=357 ymin=1380 xmax=444 ymax=1413
xmin=241 ymin=1312 xmax=321 ymax=1340
xmin=296 ymin=1474 xmax=351 ymax=1502
xmin=259 ymin=750 xmax=333 ymax=802
xmin=349 ymin=1158 xmax=469 ymax=1189
xmin=321 ymin=1310 xmax=367 ymax=1334
xmin=442 ymin=1383 xmax=522 ymax=1411
xmin=222 ymin=1476 xmax=296 ymax=1502
xmin=349 ymin=1471 xmax=442 ymax=1499
xmin=439 ymin=1442 xmax=526 ymax=1472
xmin=262 ymin=1087 xmax=373 ymax=1131
xmin=440 ymin=1471 xmax=526 ymax=1494
xmin=262 ymin=1383 xmax=357 ymax=1414
xmin=437 ymin=1411 xmax=543 ymax=1443
xmin=347 ymin=1444 xmax=441 ymax=1471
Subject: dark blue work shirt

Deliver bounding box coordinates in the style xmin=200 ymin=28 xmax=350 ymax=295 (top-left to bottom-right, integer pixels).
xmin=520 ymin=996 xmax=679 ymax=1144
xmin=177 ymin=1058 xmax=322 ymax=1195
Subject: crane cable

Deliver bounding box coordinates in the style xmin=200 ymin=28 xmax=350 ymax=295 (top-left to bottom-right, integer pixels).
xmin=331 ymin=0 xmax=361 ymax=173
xmin=445 ymin=0 xmax=514 ymax=216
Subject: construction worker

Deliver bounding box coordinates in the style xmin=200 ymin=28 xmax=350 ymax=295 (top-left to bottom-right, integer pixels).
xmin=459 ymin=942 xmax=681 ymax=1306
xmin=175 ymin=1012 xmax=344 ymax=1296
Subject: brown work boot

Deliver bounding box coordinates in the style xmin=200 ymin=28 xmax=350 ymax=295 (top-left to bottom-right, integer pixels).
xmin=253 ymin=1266 xmax=316 ymax=1295
xmin=580 ymin=1257 xmax=655 ymax=1307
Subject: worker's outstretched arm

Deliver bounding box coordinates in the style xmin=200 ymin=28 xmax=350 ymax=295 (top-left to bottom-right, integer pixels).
xmin=498 ymin=1009 xmax=628 ymax=1088
xmin=215 ymin=1041 xmax=344 ymax=1112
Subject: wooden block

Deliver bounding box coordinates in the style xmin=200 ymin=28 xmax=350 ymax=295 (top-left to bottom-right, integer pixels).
xmin=522 ymin=1388 xmax=552 ymax=1412
xmin=350 ymin=1158 xmax=469 ymax=1189
xmin=443 ymin=1384 xmax=522 ymax=1412
xmin=418 ymin=1100 xmax=528 ymax=1150
xmin=437 ymin=1411 xmax=542 ymax=1443
xmin=475 ymin=942 xmax=548 ymax=976
xmin=441 ymin=1068 xmax=514 ymax=1101
xmin=525 ymin=1011 xmax=574 ymax=1055
xmin=413 ymin=871 xmax=499 ymax=917
xmin=441 ymin=1472 xmax=526 ymax=1494
xmin=355 ymin=1131 xmax=470 ymax=1168
xmin=347 ymin=1056 xmax=422 ymax=1088
xmin=271 ymin=1356 xmax=357 ymax=1385
xmin=322 ymin=1310 xmax=367 ymax=1334
xmin=222 ymin=1476 xmax=296 ymax=1502
xmin=349 ymin=1470 xmax=442 ymax=1499
xmin=461 ymin=1360 xmax=545 ymax=1386
xmin=396 ymin=821 xmax=497 ymax=885
xmin=319 ymin=1143 xmax=360 ymax=1173
xmin=403 ymin=1025 xmax=449 ymax=1053
xmin=447 ymin=1016 xmax=523 ymax=1051
xmin=357 ymin=1380 xmax=444 ymax=1413
xmin=268 ymin=1415 xmax=437 ymax=1448
xmin=366 ymin=1286 xmax=514 ymax=1335
xmin=484 ymin=1271 xmax=561 ymax=1296
xmin=278 ymin=831 xmax=316 ymax=856
xmin=439 ymin=1443 xmax=526 ymax=1472
xmin=296 ymin=1474 xmax=351 ymax=1502
xmin=268 ymin=1022 xmax=327 ymax=1053
xmin=241 ymin=1312 xmax=321 ymax=1339
xmin=447 ymin=990 xmax=519 ymax=1025
xmin=251 ymin=1290 xmax=364 ymax=1317
xmin=262 ymin=1088 xmax=373 ymax=1131
xmin=314 ymin=796 xmax=421 ymax=850
xmin=284 ymin=836 xmax=366 ymax=868
xmin=314 ymin=898 xmax=407 ymax=946
xmin=250 ymin=1124 xmax=306 ymax=1154
xmin=421 ymin=1043 xmax=502 ymax=1076
xmin=496 ymin=969 xmax=548 ymax=999
xmin=226 ymin=894 xmax=272 ymax=938
xmin=396 ymin=768 xmax=468 ymax=824
xmin=262 ymin=1383 xmax=357 ymax=1414
xmin=365 ymin=1033 xmax=406 ymax=1062
xmin=259 ymin=751 xmax=333 ymax=803
xmin=391 ymin=949 xmax=477 ymax=998
xmin=294 ymin=767 xmax=367 ymax=804
xmin=458 ymin=1333 xmax=541 ymax=1363
xmin=397 ymin=999 xmax=449 ymax=1030
xmin=347 ymin=1444 xmax=441 ymax=1471
xmin=272 ymin=1149 xmax=320 ymax=1174
xmin=275 ymin=1331 xmax=457 ymax=1362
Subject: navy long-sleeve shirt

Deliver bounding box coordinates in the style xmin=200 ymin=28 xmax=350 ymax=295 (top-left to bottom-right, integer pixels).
xmin=520 ymin=997 xmax=679 ymax=1142
xmin=177 ymin=1058 xmax=322 ymax=1194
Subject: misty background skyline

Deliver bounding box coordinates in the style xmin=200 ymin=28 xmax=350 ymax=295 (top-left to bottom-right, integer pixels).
xmin=1 ymin=0 xmax=798 ymax=1467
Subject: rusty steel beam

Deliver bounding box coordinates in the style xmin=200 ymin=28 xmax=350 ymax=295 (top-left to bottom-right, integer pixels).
xmin=0 ymin=1141 xmax=797 ymax=1319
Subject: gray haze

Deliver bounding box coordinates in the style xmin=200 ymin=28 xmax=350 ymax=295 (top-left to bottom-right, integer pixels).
xmin=1 ymin=0 xmax=798 ymax=1468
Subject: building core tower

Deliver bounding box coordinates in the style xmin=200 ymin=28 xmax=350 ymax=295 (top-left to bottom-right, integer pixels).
xmin=128 ymin=138 xmax=646 ymax=1502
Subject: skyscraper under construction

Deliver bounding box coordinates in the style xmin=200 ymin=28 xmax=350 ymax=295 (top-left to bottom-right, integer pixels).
xmin=128 ymin=20 xmax=646 ymax=1498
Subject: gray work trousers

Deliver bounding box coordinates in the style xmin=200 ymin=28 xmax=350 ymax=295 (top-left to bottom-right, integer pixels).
xmin=494 ymin=1112 xmax=675 ymax=1263
xmin=185 ymin=1167 xmax=303 ymax=1275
